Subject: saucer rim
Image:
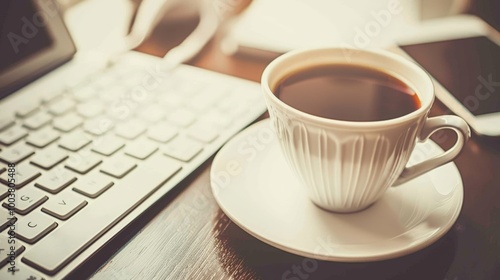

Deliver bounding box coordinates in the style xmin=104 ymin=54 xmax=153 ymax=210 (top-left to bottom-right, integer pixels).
xmin=211 ymin=119 xmax=464 ymax=262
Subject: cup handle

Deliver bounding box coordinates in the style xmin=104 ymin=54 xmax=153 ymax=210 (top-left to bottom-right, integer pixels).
xmin=393 ymin=115 xmax=471 ymax=186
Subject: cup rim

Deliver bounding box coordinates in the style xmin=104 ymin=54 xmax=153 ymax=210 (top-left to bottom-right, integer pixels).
xmin=261 ymin=47 xmax=435 ymax=128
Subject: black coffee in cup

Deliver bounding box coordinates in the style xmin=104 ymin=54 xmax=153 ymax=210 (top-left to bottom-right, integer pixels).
xmin=274 ymin=64 xmax=421 ymax=121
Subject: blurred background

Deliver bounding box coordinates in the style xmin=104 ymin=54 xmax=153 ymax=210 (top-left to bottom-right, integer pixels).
xmin=56 ymin=0 xmax=500 ymax=57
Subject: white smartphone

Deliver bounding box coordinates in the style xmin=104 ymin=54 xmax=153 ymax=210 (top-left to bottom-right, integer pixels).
xmin=396 ymin=15 xmax=500 ymax=136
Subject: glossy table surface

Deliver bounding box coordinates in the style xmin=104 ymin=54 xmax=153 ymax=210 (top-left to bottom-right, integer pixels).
xmin=86 ymin=15 xmax=500 ymax=280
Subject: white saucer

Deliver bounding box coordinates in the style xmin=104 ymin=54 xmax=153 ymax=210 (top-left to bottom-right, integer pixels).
xmin=210 ymin=119 xmax=463 ymax=262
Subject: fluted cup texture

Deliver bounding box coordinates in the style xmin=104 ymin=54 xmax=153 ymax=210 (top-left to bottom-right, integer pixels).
xmin=267 ymin=101 xmax=424 ymax=212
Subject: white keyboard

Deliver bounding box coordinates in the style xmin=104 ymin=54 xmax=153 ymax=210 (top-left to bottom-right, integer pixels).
xmin=0 ymin=52 xmax=266 ymax=279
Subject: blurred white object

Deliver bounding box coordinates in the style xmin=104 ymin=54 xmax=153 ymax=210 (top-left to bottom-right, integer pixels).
xmin=224 ymin=0 xmax=469 ymax=55
xmin=63 ymin=0 xmax=134 ymax=54
xmin=125 ymin=0 xmax=188 ymax=50
xmin=64 ymin=0 xmax=251 ymax=66
xmin=161 ymin=0 xmax=252 ymax=70
xmin=221 ymin=0 xmax=341 ymax=55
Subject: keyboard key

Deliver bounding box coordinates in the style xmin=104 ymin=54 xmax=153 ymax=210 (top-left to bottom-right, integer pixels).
xmin=30 ymin=146 xmax=68 ymax=169
xmin=138 ymin=104 xmax=166 ymax=122
xmin=35 ymin=168 xmax=77 ymax=194
xmin=186 ymin=91 xmax=221 ymax=112
xmin=73 ymin=173 xmax=114 ymax=198
xmin=0 ymin=209 xmax=17 ymax=232
xmin=65 ymin=71 xmax=93 ymax=89
xmin=2 ymin=186 xmax=48 ymax=215
xmin=217 ymin=95 xmax=235 ymax=111
xmin=26 ymin=126 xmax=60 ymax=148
xmin=0 ymin=162 xmax=41 ymax=188
xmin=0 ymin=142 xmax=35 ymax=164
xmin=16 ymin=102 xmax=39 ymax=118
xmin=100 ymin=86 xmax=126 ymax=104
xmin=0 ymin=117 xmax=15 ymax=132
xmin=100 ymin=155 xmax=137 ymax=178
xmin=76 ymin=100 xmax=104 ymax=118
xmin=187 ymin=121 xmax=219 ymax=143
xmin=120 ymin=71 xmax=145 ymax=87
xmin=91 ymin=135 xmax=125 ymax=156
xmin=107 ymin=64 xmax=134 ymax=78
xmin=187 ymin=98 xmax=213 ymax=113
xmin=42 ymin=192 xmax=87 ymax=220
xmin=93 ymin=74 xmax=117 ymax=89
xmin=0 ymin=235 xmax=24 ymax=266
xmin=65 ymin=153 xmax=102 ymax=174
xmin=115 ymin=119 xmax=147 ymax=140
xmin=59 ymin=130 xmax=92 ymax=151
xmin=47 ymin=97 xmax=76 ymax=115
xmin=218 ymin=95 xmax=249 ymax=117
xmin=227 ymin=102 xmax=249 ymax=117
xmin=158 ymin=93 xmax=183 ymax=108
xmin=163 ymin=136 xmax=202 ymax=162
xmin=41 ymin=90 xmax=64 ymax=103
xmin=124 ymin=138 xmax=158 ymax=159
xmin=175 ymin=78 xmax=203 ymax=96
xmin=203 ymin=110 xmax=232 ymax=129
xmin=147 ymin=122 xmax=178 ymax=143
xmin=202 ymin=86 xmax=226 ymax=101
xmin=154 ymin=74 xmax=176 ymax=91
xmin=23 ymin=111 xmax=52 ymax=130
xmin=106 ymin=101 xmax=136 ymax=121
xmin=84 ymin=117 xmax=114 ymax=136
xmin=71 ymin=85 xmax=98 ymax=102
xmin=23 ymin=156 xmax=181 ymax=275
xmin=167 ymin=108 xmax=196 ymax=127
xmin=53 ymin=112 xmax=83 ymax=132
xmin=17 ymin=211 xmax=57 ymax=244
xmin=0 ymin=125 xmax=28 ymax=145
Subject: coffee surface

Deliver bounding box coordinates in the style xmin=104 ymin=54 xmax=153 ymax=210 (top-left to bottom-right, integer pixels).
xmin=274 ymin=64 xmax=421 ymax=121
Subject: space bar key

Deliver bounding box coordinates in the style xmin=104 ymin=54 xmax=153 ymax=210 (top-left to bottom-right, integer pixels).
xmin=22 ymin=156 xmax=182 ymax=275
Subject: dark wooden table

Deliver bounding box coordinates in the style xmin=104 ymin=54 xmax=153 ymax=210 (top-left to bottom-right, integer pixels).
xmin=83 ymin=15 xmax=500 ymax=280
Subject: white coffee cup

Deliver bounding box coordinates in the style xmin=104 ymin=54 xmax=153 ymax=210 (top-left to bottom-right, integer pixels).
xmin=261 ymin=48 xmax=470 ymax=213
